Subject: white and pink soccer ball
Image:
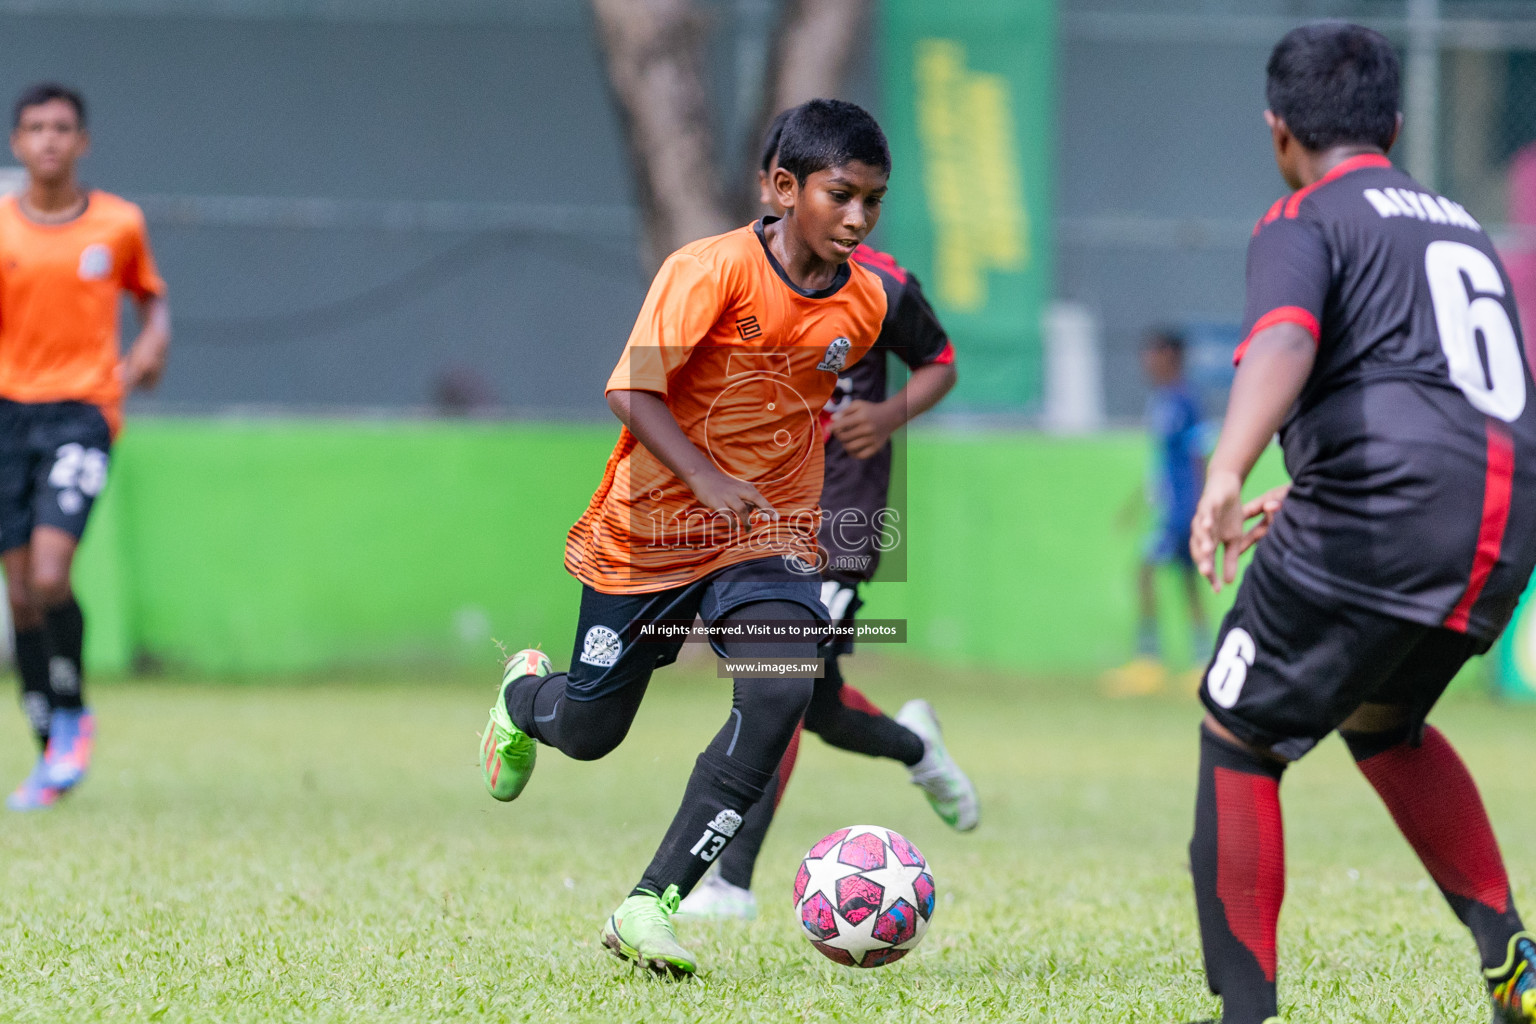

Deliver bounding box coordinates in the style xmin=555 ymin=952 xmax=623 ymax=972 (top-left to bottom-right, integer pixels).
xmin=792 ymin=824 xmax=936 ymax=967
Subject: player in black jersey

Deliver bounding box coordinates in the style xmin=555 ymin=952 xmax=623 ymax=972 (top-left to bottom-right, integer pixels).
xmin=678 ymin=107 xmax=979 ymax=921
xmin=1183 ymin=24 xmax=1536 ymax=1024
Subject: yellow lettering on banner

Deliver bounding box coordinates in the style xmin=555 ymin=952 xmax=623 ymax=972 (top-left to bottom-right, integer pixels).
xmin=915 ymin=38 xmax=1029 ymax=312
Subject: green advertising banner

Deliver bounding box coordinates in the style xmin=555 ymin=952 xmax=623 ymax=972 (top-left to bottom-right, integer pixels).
xmin=880 ymin=0 xmax=1056 ymax=409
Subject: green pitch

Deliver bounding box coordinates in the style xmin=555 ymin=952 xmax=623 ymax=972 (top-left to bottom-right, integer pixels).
xmin=0 ymin=658 xmax=1527 ymax=1022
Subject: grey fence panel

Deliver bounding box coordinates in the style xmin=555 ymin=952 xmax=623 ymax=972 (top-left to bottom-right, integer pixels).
xmin=1060 ymin=0 xmax=1536 ymax=421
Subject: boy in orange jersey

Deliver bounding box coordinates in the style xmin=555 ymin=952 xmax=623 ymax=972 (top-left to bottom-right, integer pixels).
xmin=681 ymin=108 xmax=977 ymax=922
xmin=0 ymin=83 xmax=170 ymax=810
xmin=478 ymin=99 xmax=890 ymax=977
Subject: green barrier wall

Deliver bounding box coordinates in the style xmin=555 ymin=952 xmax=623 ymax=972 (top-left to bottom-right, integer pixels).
xmin=74 ymin=420 xmax=1283 ymax=677
xmin=75 ymin=420 xmax=615 ymax=675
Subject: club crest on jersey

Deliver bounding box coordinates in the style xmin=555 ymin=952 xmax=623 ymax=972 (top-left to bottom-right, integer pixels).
xmin=579 ymin=625 xmax=622 ymax=668
xmin=817 ymin=336 xmax=852 ymax=373
xmin=708 ymin=809 xmax=743 ymax=837
xmin=78 ymin=244 xmax=112 ymax=281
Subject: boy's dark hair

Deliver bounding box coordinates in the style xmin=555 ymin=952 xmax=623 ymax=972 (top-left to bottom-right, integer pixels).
xmin=1145 ymin=328 xmax=1186 ymax=356
xmin=1266 ymin=22 xmax=1399 ymax=152
xmin=760 ymin=108 xmax=794 ymax=173
xmin=13 ymin=82 xmax=86 ymax=130
xmin=775 ymin=99 xmax=890 ymax=185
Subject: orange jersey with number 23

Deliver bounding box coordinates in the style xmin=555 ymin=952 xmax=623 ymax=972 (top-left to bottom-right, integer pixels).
xmin=0 ymin=191 xmax=166 ymax=433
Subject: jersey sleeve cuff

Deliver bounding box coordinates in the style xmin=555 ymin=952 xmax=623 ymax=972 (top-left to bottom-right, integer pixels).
xmin=604 ymin=381 xmax=668 ymax=396
xmin=1233 ymin=306 xmax=1321 ymax=366
xmin=926 ymin=340 xmax=955 ymax=366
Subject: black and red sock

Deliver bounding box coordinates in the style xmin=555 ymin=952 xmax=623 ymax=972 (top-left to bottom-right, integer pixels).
xmin=803 ymin=659 xmax=923 ymax=767
xmin=1190 ymin=726 xmax=1286 ymax=1024
xmin=1345 ymin=724 xmax=1524 ymax=969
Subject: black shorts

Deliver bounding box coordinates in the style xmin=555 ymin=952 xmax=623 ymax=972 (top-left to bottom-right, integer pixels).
xmin=818 ymin=578 xmax=865 ymax=658
xmin=565 ymin=555 xmax=828 ymax=702
xmin=0 ymin=400 xmax=113 ymax=553
xmin=1200 ymin=544 xmax=1489 ymax=761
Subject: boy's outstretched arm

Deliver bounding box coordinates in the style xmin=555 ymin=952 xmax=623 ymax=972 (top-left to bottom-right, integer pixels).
xmin=123 ymin=294 xmax=171 ymax=392
xmin=607 ymin=389 xmax=778 ymax=524
xmin=832 ymin=361 xmax=957 ymax=459
xmin=1191 ymin=322 xmax=1314 ymax=592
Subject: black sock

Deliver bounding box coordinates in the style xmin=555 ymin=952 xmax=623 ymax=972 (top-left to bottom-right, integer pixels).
xmin=716 ymin=768 xmax=781 ymax=890
xmin=1190 ymin=727 xmax=1287 ymax=1024
xmin=635 ymin=747 xmax=773 ymax=898
xmin=13 ymin=625 xmax=52 ymax=750
xmin=805 ymin=658 xmax=924 ymax=766
xmin=44 ymin=597 xmax=84 ymax=711
xmin=635 ymin=671 xmax=813 ymax=896
xmin=635 ymin=599 xmax=816 ymax=898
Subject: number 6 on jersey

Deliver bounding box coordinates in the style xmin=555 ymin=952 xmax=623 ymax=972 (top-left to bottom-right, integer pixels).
xmin=1425 ymin=240 xmax=1526 ymax=422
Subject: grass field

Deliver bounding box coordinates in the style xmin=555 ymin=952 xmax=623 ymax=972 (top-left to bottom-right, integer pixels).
xmin=0 ymin=654 xmax=1529 ymax=1023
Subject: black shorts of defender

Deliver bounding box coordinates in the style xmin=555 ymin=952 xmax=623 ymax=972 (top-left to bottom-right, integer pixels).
xmin=817 ymin=578 xmax=864 ymax=659
xmin=1200 ymin=547 xmax=1489 ymax=762
xmin=565 ymin=555 xmax=829 ymax=702
xmin=0 ymin=400 xmax=113 ymax=554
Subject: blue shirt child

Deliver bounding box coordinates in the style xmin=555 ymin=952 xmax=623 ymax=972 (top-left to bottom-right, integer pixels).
xmin=1146 ymin=382 xmax=1205 ymax=565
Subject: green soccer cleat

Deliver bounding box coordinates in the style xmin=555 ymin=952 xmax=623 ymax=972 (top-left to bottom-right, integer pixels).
xmin=896 ymin=699 xmax=980 ymax=831
xmin=1488 ymin=931 xmax=1536 ymax=1023
xmin=601 ymin=886 xmax=697 ymax=978
xmin=479 ymin=648 xmax=550 ymax=802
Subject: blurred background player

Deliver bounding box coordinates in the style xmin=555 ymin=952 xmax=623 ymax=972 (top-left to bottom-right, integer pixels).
xmin=0 ymin=83 xmax=170 ymax=810
xmin=679 ymin=107 xmax=978 ymax=922
xmin=1103 ymin=327 xmax=1210 ymax=697
xmin=478 ymin=100 xmax=891 ymax=978
xmin=1187 ymin=25 xmax=1536 ymax=1024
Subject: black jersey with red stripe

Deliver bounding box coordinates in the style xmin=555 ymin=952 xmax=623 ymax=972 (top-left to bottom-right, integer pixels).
xmin=818 ymin=245 xmax=954 ymax=584
xmin=1241 ymin=153 xmax=1536 ymax=639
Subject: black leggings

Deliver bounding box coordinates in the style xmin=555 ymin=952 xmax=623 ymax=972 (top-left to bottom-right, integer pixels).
xmin=509 ymin=599 xmax=817 ymax=773
xmin=511 ymin=667 xmax=649 ymax=761
xmin=506 ymin=600 xmax=822 ymax=895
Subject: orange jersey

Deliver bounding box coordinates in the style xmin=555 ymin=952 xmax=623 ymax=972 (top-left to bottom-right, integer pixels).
xmin=0 ymin=191 xmax=166 ymax=431
xmin=566 ymin=221 xmax=888 ymax=594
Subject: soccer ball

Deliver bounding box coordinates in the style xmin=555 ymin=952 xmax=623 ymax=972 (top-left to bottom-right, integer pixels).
xmin=792 ymin=824 xmax=936 ymax=967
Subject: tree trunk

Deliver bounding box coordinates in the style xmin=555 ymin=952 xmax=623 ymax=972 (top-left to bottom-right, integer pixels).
xmin=735 ymin=0 xmax=874 ymax=220
xmin=590 ymin=0 xmax=735 ymax=272
xmin=763 ymin=0 xmax=873 ymax=117
xmin=591 ymin=0 xmax=871 ymax=266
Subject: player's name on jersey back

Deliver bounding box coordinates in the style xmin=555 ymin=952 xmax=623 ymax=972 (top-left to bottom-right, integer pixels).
xmin=1362 ymin=187 xmax=1481 ymax=230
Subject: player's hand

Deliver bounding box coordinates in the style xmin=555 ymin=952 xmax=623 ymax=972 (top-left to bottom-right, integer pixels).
xmin=1190 ymin=470 xmax=1246 ymax=593
xmin=121 ymin=340 xmax=167 ymax=392
xmin=1237 ymin=484 xmax=1290 ymax=550
xmin=686 ymin=468 xmax=779 ymax=526
xmin=830 ymin=399 xmax=899 ymax=460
